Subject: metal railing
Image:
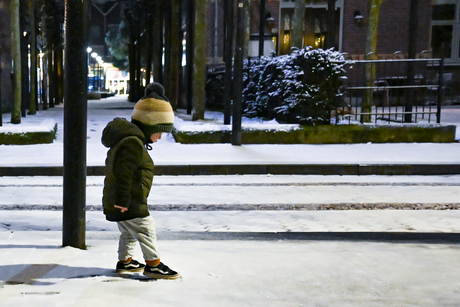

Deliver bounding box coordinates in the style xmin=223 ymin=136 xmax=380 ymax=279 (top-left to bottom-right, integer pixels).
xmin=339 ymin=54 xmax=445 ymax=124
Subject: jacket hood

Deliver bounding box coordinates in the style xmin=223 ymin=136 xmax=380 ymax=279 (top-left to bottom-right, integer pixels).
xmin=101 ymin=117 xmax=145 ymax=148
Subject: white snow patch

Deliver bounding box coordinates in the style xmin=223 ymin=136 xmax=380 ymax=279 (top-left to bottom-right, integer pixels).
xmin=0 ymin=119 xmax=57 ymax=134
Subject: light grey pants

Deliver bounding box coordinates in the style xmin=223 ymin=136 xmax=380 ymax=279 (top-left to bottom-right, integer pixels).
xmin=116 ymin=215 xmax=160 ymax=261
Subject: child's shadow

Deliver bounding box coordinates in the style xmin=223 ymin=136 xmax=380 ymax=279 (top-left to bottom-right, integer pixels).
xmin=0 ymin=264 xmax=137 ymax=286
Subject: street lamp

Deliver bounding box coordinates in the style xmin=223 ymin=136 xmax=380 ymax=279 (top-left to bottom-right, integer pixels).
xmin=86 ymin=47 xmax=92 ymax=91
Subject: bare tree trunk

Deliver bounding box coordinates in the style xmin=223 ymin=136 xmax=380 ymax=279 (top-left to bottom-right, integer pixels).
xmin=135 ymin=31 xmax=141 ymax=99
xmin=167 ymin=0 xmax=182 ymax=109
xmin=362 ymin=0 xmax=382 ymax=123
xmin=28 ymin=0 xmax=37 ymax=114
xmin=42 ymin=51 xmax=48 ymax=110
xmin=325 ymin=0 xmax=336 ymax=49
xmin=185 ymin=0 xmax=195 ymax=114
xmin=258 ymin=0 xmax=266 ymax=57
xmin=192 ymin=0 xmax=206 ymax=120
xmin=56 ymin=45 xmax=64 ymax=105
xmin=292 ymin=0 xmax=305 ymax=49
xmin=153 ymin=0 xmax=164 ymax=83
xmin=127 ymin=10 xmax=136 ymax=102
xmin=55 ymin=5 xmax=64 ymax=107
xmin=232 ymin=0 xmax=245 ymax=145
xmin=243 ymin=0 xmax=250 ymax=58
xmin=404 ymin=0 xmax=419 ymax=123
xmin=145 ymin=1 xmax=153 ymax=85
xmin=10 ymin=0 xmax=22 ymax=124
xmin=223 ymin=0 xmax=234 ymax=124
xmin=48 ymin=49 xmax=54 ymax=107
xmin=164 ymin=0 xmax=172 ymax=94
xmin=20 ymin=0 xmax=28 ymax=117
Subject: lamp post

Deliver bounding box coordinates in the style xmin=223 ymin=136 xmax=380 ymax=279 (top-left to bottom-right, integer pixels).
xmin=90 ymin=52 xmax=97 ymax=91
xmin=99 ymin=60 xmax=104 ymax=91
xmin=232 ymin=0 xmax=245 ymax=145
xmin=86 ymin=47 xmax=92 ymax=91
xmin=96 ymin=56 xmax=102 ymax=91
xmin=63 ymin=0 xmax=88 ymax=250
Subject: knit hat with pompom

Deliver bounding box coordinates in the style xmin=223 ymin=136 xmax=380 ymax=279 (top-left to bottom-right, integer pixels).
xmin=131 ymin=82 xmax=174 ymax=137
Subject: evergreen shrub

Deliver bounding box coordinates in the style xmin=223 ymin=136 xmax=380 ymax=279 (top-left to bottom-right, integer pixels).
xmin=243 ymin=47 xmax=348 ymax=125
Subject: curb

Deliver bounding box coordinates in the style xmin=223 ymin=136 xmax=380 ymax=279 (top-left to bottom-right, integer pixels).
xmin=2 ymin=203 xmax=460 ymax=211
xmin=2 ymin=164 xmax=460 ymax=176
xmin=157 ymin=231 xmax=460 ymax=243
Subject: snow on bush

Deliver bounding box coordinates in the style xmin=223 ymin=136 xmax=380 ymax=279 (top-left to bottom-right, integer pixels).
xmin=243 ymin=47 xmax=349 ymax=126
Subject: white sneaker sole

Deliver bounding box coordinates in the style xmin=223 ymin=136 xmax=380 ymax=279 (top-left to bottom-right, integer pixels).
xmin=143 ymin=271 xmax=180 ymax=280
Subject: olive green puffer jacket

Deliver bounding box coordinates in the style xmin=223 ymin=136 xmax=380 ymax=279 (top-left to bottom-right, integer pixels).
xmin=101 ymin=117 xmax=153 ymax=221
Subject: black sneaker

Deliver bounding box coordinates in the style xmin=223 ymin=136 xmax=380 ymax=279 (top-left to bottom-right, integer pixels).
xmin=116 ymin=259 xmax=145 ymax=273
xmin=143 ymin=262 xmax=180 ymax=280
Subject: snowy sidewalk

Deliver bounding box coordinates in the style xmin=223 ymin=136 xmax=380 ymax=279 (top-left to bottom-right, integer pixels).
xmin=1 ymin=230 xmax=459 ymax=306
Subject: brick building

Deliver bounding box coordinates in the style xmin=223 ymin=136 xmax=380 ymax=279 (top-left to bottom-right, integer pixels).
xmin=203 ymin=0 xmax=458 ymax=93
xmin=1 ymin=0 xmax=459 ymax=112
xmin=204 ymin=0 xmax=434 ymax=59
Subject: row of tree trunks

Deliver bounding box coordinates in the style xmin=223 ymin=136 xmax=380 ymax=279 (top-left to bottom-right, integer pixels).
xmin=126 ymin=0 xmax=181 ymax=105
xmin=119 ymin=0 xmax=206 ymax=119
xmin=8 ymin=0 xmax=63 ymax=123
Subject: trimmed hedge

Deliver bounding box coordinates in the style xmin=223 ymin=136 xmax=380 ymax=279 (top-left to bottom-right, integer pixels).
xmin=173 ymin=124 xmax=456 ymax=144
xmin=0 ymin=123 xmax=58 ymax=145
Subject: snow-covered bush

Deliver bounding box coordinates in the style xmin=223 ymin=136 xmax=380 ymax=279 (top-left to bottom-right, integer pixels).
xmin=243 ymin=47 xmax=348 ymax=125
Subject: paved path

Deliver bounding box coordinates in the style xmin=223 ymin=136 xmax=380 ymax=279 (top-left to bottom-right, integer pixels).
xmin=1 ymin=175 xmax=459 ymax=238
xmin=1 ymin=175 xmax=459 ymax=210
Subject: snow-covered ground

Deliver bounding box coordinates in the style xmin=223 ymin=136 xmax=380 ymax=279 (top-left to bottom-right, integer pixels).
xmin=1 ymin=96 xmax=460 ymax=306
xmin=1 ymin=230 xmax=459 ymax=307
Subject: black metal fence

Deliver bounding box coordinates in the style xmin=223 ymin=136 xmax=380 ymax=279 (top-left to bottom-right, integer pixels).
xmin=340 ymin=55 xmax=447 ymax=124
xmin=206 ymin=53 xmax=452 ymax=125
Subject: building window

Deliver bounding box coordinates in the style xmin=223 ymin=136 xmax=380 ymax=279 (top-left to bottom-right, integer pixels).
xmin=431 ymin=0 xmax=460 ymax=63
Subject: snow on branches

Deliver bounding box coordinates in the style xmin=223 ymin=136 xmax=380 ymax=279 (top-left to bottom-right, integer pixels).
xmin=243 ymin=47 xmax=349 ymax=126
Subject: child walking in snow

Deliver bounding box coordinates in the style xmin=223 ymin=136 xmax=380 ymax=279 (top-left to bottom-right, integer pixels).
xmin=101 ymin=82 xmax=179 ymax=280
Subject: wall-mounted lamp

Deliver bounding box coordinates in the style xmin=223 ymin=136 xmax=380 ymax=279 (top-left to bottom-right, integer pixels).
xmin=266 ymin=12 xmax=275 ymax=28
xmin=354 ymin=10 xmax=364 ymax=26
